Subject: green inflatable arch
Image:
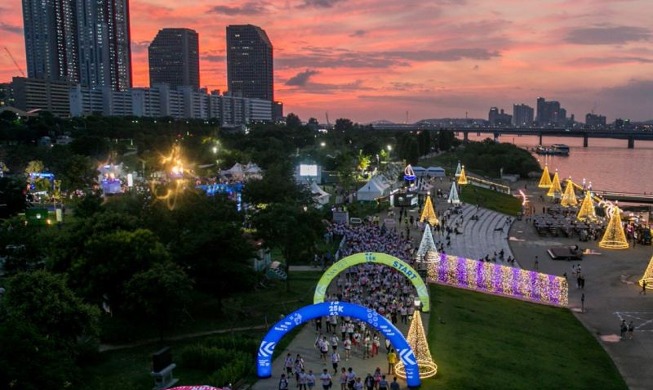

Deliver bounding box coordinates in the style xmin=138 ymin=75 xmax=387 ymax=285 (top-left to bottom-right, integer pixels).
xmin=313 ymin=252 xmax=430 ymax=312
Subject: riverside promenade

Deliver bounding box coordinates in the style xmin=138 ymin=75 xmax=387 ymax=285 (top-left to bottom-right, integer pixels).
xmin=253 ymin=178 xmax=652 ymax=389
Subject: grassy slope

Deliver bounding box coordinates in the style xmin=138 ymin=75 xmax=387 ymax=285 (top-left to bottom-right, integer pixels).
xmin=423 ymin=284 xmax=627 ymax=390
xmin=459 ymin=185 xmax=522 ymax=216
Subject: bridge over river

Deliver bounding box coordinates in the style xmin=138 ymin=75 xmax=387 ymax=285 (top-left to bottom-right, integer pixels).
xmin=593 ymin=190 xmax=653 ymax=205
xmin=370 ymin=124 xmax=653 ymax=149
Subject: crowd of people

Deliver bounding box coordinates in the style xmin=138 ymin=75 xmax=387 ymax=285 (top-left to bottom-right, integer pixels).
xmin=280 ymin=222 xmax=419 ymax=390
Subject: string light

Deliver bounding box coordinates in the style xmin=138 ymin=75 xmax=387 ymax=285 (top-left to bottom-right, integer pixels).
xmin=639 ymin=254 xmax=653 ymax=290
xmin=426 ymin=253 xmax=569 ymax=307
xmin=598 ymin=205 xmax=629 ymax=249
xmin=546 ymin=170 xmax=562 ymax=197
xmin=394 ymin=312 xmax=438 ymax=379
xmin=537 ymin=164 xmax=552 ymax=188
xmin=419 ymin=195 xmax=439 ymax=226
xmin=560 ymin=177 xmax=578 ymax=207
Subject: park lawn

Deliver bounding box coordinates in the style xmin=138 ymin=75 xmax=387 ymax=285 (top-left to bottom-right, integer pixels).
xmin=423 ymin=284 xmax=627 ymax=390
xmin=459 ymin=185 xmax=522 ymax=216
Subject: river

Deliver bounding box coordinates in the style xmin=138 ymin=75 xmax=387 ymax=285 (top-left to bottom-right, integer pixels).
xmin=460 ymin=134 xmax=653 ymax=195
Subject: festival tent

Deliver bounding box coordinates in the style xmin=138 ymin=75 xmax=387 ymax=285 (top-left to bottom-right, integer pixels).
xmin=426 ymin=166 xmax=446 ymax=177
xmin=222 ymin=163 xmax=245 ymax=180
xmin=412 ymin=166 xmax=427 ymax=177
xmin=244 ymin=162 xmax=263 ymax=178
xmin=357 ymin=175 xmax=391 ymax=201
xmin=310 ymin=182 xmax=331 ymax=206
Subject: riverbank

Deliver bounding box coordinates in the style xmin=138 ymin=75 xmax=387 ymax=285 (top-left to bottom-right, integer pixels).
xmin=506 ymin=181 xmax=653 ymax=390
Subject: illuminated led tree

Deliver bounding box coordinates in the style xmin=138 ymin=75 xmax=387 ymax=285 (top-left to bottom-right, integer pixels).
xmin=447 ymin=182 xmax=460 ymax=205
xmin=420 ymin=195 xmax=439 ymax=226
xmin=639 ymin=254 xmax=653 ymax=290
xmin=538 ymin=164 xmax=552 ymax=188
xmin=395 ymin=311 xmax=438 ymax=379
xmin=560 ymin=178 xmax=578 ymax=207
xmin=599 ymin=205 xmax=629 ymax=249
xmin=546 ymin=170 xmax=562 ymax=197
xmin=576 ymin=191 xmax=597 ymax=221
xmin=454 ymin=161 xmax=462 ymax=178
xmin=417 ymin=224 xmax=438 ymax=261
xmin=457 ymin=166 xmax=468 ymax=185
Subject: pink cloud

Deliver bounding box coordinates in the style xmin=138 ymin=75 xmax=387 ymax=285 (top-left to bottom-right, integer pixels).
xmin=0 ymin=0 xmax=651 ymax=122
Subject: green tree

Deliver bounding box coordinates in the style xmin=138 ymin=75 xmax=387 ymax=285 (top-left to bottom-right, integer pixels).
xmin=169 ymin=194 xmax=255 ymax=306
xmin=0 ymin=176 xmax=28 ymax=218
xmin=125 ymin=262 xmax=193 ymax=336
xmin=0 ymin=271 xmax=100 ymax=389
xmin=250 ymin=202 xmax=324 ymax=290
xmin=69 ymin=228 xmax=171 ymax=311
xmin=334 ymin=118 xmax=354 ymax=132
xmin=285 ymin=113 xmax=302 ymax=129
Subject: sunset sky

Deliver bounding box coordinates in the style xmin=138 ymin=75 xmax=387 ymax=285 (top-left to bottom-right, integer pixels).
xmin=1 ymin=0 xmax=652 ymax=123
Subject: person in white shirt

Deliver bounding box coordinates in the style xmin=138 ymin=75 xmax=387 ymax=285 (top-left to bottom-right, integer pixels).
xmin=320 ymin=368 xmax=332 ymax=390
xmin=331 ymin=350 xmax=341 ymax=374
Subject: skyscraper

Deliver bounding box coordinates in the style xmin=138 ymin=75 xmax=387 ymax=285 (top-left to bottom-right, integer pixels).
xmin=149 ymin=28 xmax=200 ymax=90
xmin=22 ymin=0 xmax=132 ymax=91
xmin=513 ymin=104 xmax=534 ymax=127
xmin=226 ymin=24 xmax=273 ymax=101
xmin=77 ymin=0 xmax=133 ymax=91
xmin=22 ymin=0 xmax=79 ymax=83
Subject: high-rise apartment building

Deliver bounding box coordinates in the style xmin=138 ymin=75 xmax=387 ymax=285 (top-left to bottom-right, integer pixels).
xmin=22 ymin=0 xmax=79 ymax=83
xmin=21 ymin=0 xmax=132 ymax=91
xmin=149 ymin=28 xmax=200 ymax=90
xmin=513 ymin=104 xmax=534 ymax=127
xmin=226 ymin=24 xmax=273 ymax=101
xmin=536 ymin=97 xmax=566 ymax=126
xmin=76 ymin=0 xmax=133 ymax=91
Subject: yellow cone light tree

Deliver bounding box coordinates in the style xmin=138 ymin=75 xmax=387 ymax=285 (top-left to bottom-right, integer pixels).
xmin=394 ymin=311 xmax=438 ymax=379
xmin=639 ymin=254 xmax=653 ymax=290
xmin=420 ymin=195 xmax=439 ymax=226
xmin=560 ymin=178 xmax=578 ymax=207
xmin=576 ymin=191 xmax=597 ymax=222
xmin=599 ymin=205 xmax=629 ymax=249
xmin=547 ymin=170 xmax=563 ymax=197
xmin=538 ymin=165 xmax=552 ymax=188
xmin=457 ymin=166 xmax=468 ymax=185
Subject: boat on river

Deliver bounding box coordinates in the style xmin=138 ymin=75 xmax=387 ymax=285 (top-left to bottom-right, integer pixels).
xmin=535 ymin=144 xmax=570 ymax=156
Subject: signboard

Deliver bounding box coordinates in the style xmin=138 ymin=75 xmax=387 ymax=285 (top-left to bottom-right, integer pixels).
xmin=313 ymin=252 xmax=430 ymax=312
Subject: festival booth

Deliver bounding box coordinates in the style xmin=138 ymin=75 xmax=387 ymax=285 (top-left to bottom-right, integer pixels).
xmin=222 ymin=163 xmax=245 ymax=180
xmin=426 ymin=166 xmax=446 ymax=177
xmin=357 ymin=175 xmax=391 ymax=201
xmin=310 ymin=182 xmax=330 ymax=207
xmin=244 ymin=162 xmax=263 ymax=180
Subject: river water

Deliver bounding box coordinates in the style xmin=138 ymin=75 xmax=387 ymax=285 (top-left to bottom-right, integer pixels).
xmin=460 ymin=134 xmax=653 ymax=195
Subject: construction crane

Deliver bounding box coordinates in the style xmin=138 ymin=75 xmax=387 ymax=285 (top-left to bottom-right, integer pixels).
xmin=3 ymin=47 xmax=25 ymax=77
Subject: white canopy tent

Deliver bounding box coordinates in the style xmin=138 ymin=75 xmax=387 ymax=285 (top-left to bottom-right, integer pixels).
xmin=357 ymin=175 xmax=391 ymax=201
xmin=310 ymin=182 xmax=331 ymax=206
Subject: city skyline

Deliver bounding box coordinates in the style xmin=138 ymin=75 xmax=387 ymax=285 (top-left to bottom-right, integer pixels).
xmin=1 ymin=0 xmax=652 ymax=122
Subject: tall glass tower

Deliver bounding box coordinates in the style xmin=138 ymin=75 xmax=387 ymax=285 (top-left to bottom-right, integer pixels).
xmin=22 ymin=0 xmax=80 ymax=82
xmin=226 ymin=24 xmax=273 ymax=101
xmin=149 ymin=28 xmax=200 ymax=90
xmin=77 ymin=0 xmax=132 ymax=91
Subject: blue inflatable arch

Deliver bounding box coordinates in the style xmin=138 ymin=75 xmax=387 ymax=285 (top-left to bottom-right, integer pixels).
xmin=257 ymin=301 xmax=421 ymax=388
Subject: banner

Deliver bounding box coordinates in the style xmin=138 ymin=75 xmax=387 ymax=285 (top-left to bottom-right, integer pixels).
xmin=257 ymin=302 xmax=421 ymax=388
xmin=313 ymin=252 xmax=430 ymax=312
